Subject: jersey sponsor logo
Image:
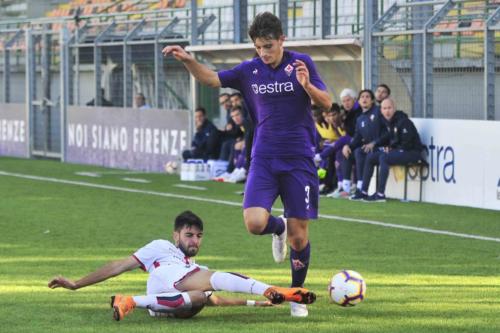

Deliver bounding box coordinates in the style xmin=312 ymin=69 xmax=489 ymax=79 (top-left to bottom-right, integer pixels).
xmin=284 ymin=64 xmax=294 ymax=76
xmin=251 ymin=81 xmax=294 ymax=95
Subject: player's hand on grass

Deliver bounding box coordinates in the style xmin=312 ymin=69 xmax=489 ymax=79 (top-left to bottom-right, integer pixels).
xmin=162 ymin=45 xmax=193 ymax=62
xmin=48 ymin=276 xmax=78 ymax=290
xmin=254 ymin=300 xmax=273 ymax=307
xmin=294 ymin=60 xmax=310 ymax=88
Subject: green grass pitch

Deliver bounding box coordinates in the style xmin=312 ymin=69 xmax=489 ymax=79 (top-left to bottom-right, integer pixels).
xmin=0 ymin=156 xmax=499 ymax=333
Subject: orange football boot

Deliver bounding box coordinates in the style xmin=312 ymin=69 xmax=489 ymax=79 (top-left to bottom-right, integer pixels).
xmin=264 ymin=286 xmax=316 ymax=305
xmin=110 ymin=294 xmax=136 ymax=321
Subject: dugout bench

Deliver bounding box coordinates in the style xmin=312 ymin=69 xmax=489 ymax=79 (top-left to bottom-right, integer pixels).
xmin=375 ymin=159 xmax=428 ymax=202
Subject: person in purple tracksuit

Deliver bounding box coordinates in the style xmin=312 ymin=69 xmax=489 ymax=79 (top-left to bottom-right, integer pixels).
xmin=162 ymin=12 xmax=331 ymax=317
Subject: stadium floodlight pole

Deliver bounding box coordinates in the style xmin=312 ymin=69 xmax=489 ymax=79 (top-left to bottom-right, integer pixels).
xmin=422 ymin=0 xmax=453 ymax=119
xmin=190 ymin=0 xmax=198 ymax=45
xmin=278 ymin=0 xmax=288 ymax=35
xmin=364 ymin=0 xmax=379 ymax=90
xmin=320 ymin=0 xmax=331 ymax=39
xmin=60 ymin=26 xmax=70 ymax=162
xmin=93 ymin=22 xmax=116 ymax=107
xmin=123 ymin=20 xmax=146 ymax=108
xmin=154 ymin=17 xmax=181 ymax=109
xmin=3 ymin=29 xmax=23 ymax=103
xmin=25 ymin=28 xmax=35 ymax=158
xmin=484 ymin=6 xmax=500 ymax=121
xmin=411 ymin=0 xmax=433 ymax=118
xmin=233 ymin=0 xmax=248 ymax=44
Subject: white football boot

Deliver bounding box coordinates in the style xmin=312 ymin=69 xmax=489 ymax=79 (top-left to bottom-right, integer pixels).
xmin=290 ymin=302 xmax=308 ymax=317
xmin=272 ymin=215 xmax=287 ymax=263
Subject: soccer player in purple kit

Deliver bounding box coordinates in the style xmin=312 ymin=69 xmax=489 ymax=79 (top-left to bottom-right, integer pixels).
xmin=163 ymin=12 xmax=331 ymax=317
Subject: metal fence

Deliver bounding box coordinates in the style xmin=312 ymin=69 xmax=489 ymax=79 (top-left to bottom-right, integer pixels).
xmin=1 ymin=0 xmax=499 ymax=160
xmin=369 ymin=0 xmax=500 ymax=120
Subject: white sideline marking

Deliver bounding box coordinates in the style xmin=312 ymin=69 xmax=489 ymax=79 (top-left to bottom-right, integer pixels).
xmin=173 ymin=184 xmax=207 ymax=191
xmin=75 ymin=172 xmax=101 ymax=178
xmin=122 ymin=177 xmax=151 ymax=184
xmin=1 ymin=170 xmax=499 ymax=243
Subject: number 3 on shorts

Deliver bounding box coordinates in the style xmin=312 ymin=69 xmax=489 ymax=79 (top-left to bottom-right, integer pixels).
xmin=305 ymin=185 xmax=310 ymax=210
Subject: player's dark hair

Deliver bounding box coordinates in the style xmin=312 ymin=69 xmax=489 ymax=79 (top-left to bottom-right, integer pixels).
xmin=174 ymin=211 xmax=204 ymax=231
xmin=377 ymin=83 xmax=391 ymax=96
xmin=312 ymin=104 xmax=326 ymax=126
xmin=358 ymin=89 xmax=375 ymax=101
xmin=248 ymin=12 xmax=283 ymax=41
xmin=195 ymin=107 xmax=206 ymax=115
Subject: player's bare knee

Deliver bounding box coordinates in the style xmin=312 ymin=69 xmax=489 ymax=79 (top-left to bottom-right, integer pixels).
xmin=173 ymin=291 xmax=206 ymax=319
xmin=288 ymin=234 xmax=308 ymax=251
xmin=188 ymin=290 xmax=208 ymax=307
xmin=243 ymin=215 xmax=266 ymax=234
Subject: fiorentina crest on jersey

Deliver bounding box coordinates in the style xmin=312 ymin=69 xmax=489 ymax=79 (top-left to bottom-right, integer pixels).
xmin=292 ymin=259 xmax=306 ymax=270
xmin=284 ymin=64 xmax=294 ymax=76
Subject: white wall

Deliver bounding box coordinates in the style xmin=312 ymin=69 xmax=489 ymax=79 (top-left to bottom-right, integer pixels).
xmin=384 ymin=118 xmax=500 ymax=211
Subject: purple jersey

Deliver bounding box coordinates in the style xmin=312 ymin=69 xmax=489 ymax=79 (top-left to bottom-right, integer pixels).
xmin=218 ymin=50 xmax=327 ymax=158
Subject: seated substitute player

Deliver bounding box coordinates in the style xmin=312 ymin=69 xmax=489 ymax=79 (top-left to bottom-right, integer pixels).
xmin=162 ymin=12 xmax=331 ymax=317
xmin=48 ymin=211 xmax=316 ymax=321
xmin=341 ymin=89 xmax=386 ymax=200
xmin=359 ymin=97 xmax=424 ymax=202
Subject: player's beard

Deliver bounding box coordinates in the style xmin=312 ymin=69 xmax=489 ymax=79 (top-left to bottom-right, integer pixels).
xmin=178 ymin=242 xmax=199 ymax=257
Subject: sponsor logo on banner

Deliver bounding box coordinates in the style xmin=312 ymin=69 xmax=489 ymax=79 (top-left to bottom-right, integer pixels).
xmin=0 ymin=103 xmax=28 ymax=158
xmin=497 ymin=178 xmax=500 ymax=200
xmin=67 ymin=124 xmax=186 ymax=156
xmin=66 ymin=106 xmax=189 ymax=172
xmin=418 ymin=136 xmax=456 ymax=184
xmin=0 ymin=119 xmax=25 ymax=143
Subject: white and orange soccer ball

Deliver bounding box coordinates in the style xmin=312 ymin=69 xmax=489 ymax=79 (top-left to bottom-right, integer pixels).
xmin=164 ymin=161 xmax=178 ymax=174
xmin=329 ymin=270 xmax=366 ymax=306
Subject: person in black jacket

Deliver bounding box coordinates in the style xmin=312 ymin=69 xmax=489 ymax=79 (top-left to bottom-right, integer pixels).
xmin=360 ymin=97 xmax=424 ymax=202
xmin=342 ymin=89 xmax=386 ymax=200
xmin=182 ymin=107 xmax=221 ymax=161
xmin=340 ymin=88 xmax=362 ymax=138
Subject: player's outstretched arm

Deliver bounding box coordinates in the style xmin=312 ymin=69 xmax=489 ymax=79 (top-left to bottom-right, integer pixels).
xmin=48 ymin=256 xmax=140 ymax=290
xmin=162 ymin=45 xmax=221 ymax=88
xmin=207 ymin=294 xmax=273 ymax=307
xmin=294 ymin=59 xmax=332 ymax=110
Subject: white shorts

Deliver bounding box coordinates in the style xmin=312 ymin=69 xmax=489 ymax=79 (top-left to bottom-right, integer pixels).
xmin=146 ymin=264 xmax=202 ymax=295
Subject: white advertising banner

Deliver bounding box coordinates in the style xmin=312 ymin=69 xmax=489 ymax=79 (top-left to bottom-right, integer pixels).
xmin=66 ymin=106 xmax=190 ymax=172
xmin=384 ymin=118 xmax=500 ymax=211
xmin=0 ymin=103 xmax=28 ymax=158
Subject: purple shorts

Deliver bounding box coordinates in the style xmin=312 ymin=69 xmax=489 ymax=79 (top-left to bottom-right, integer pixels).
xmin=243 ymin=156 xmax=319 ymax=219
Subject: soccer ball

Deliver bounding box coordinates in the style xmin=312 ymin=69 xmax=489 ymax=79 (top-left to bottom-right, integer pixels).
xmin=329 ymin=270 xmax=366 ymax=306
xmin=164 ymin=161 xmax=178 ymax=174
